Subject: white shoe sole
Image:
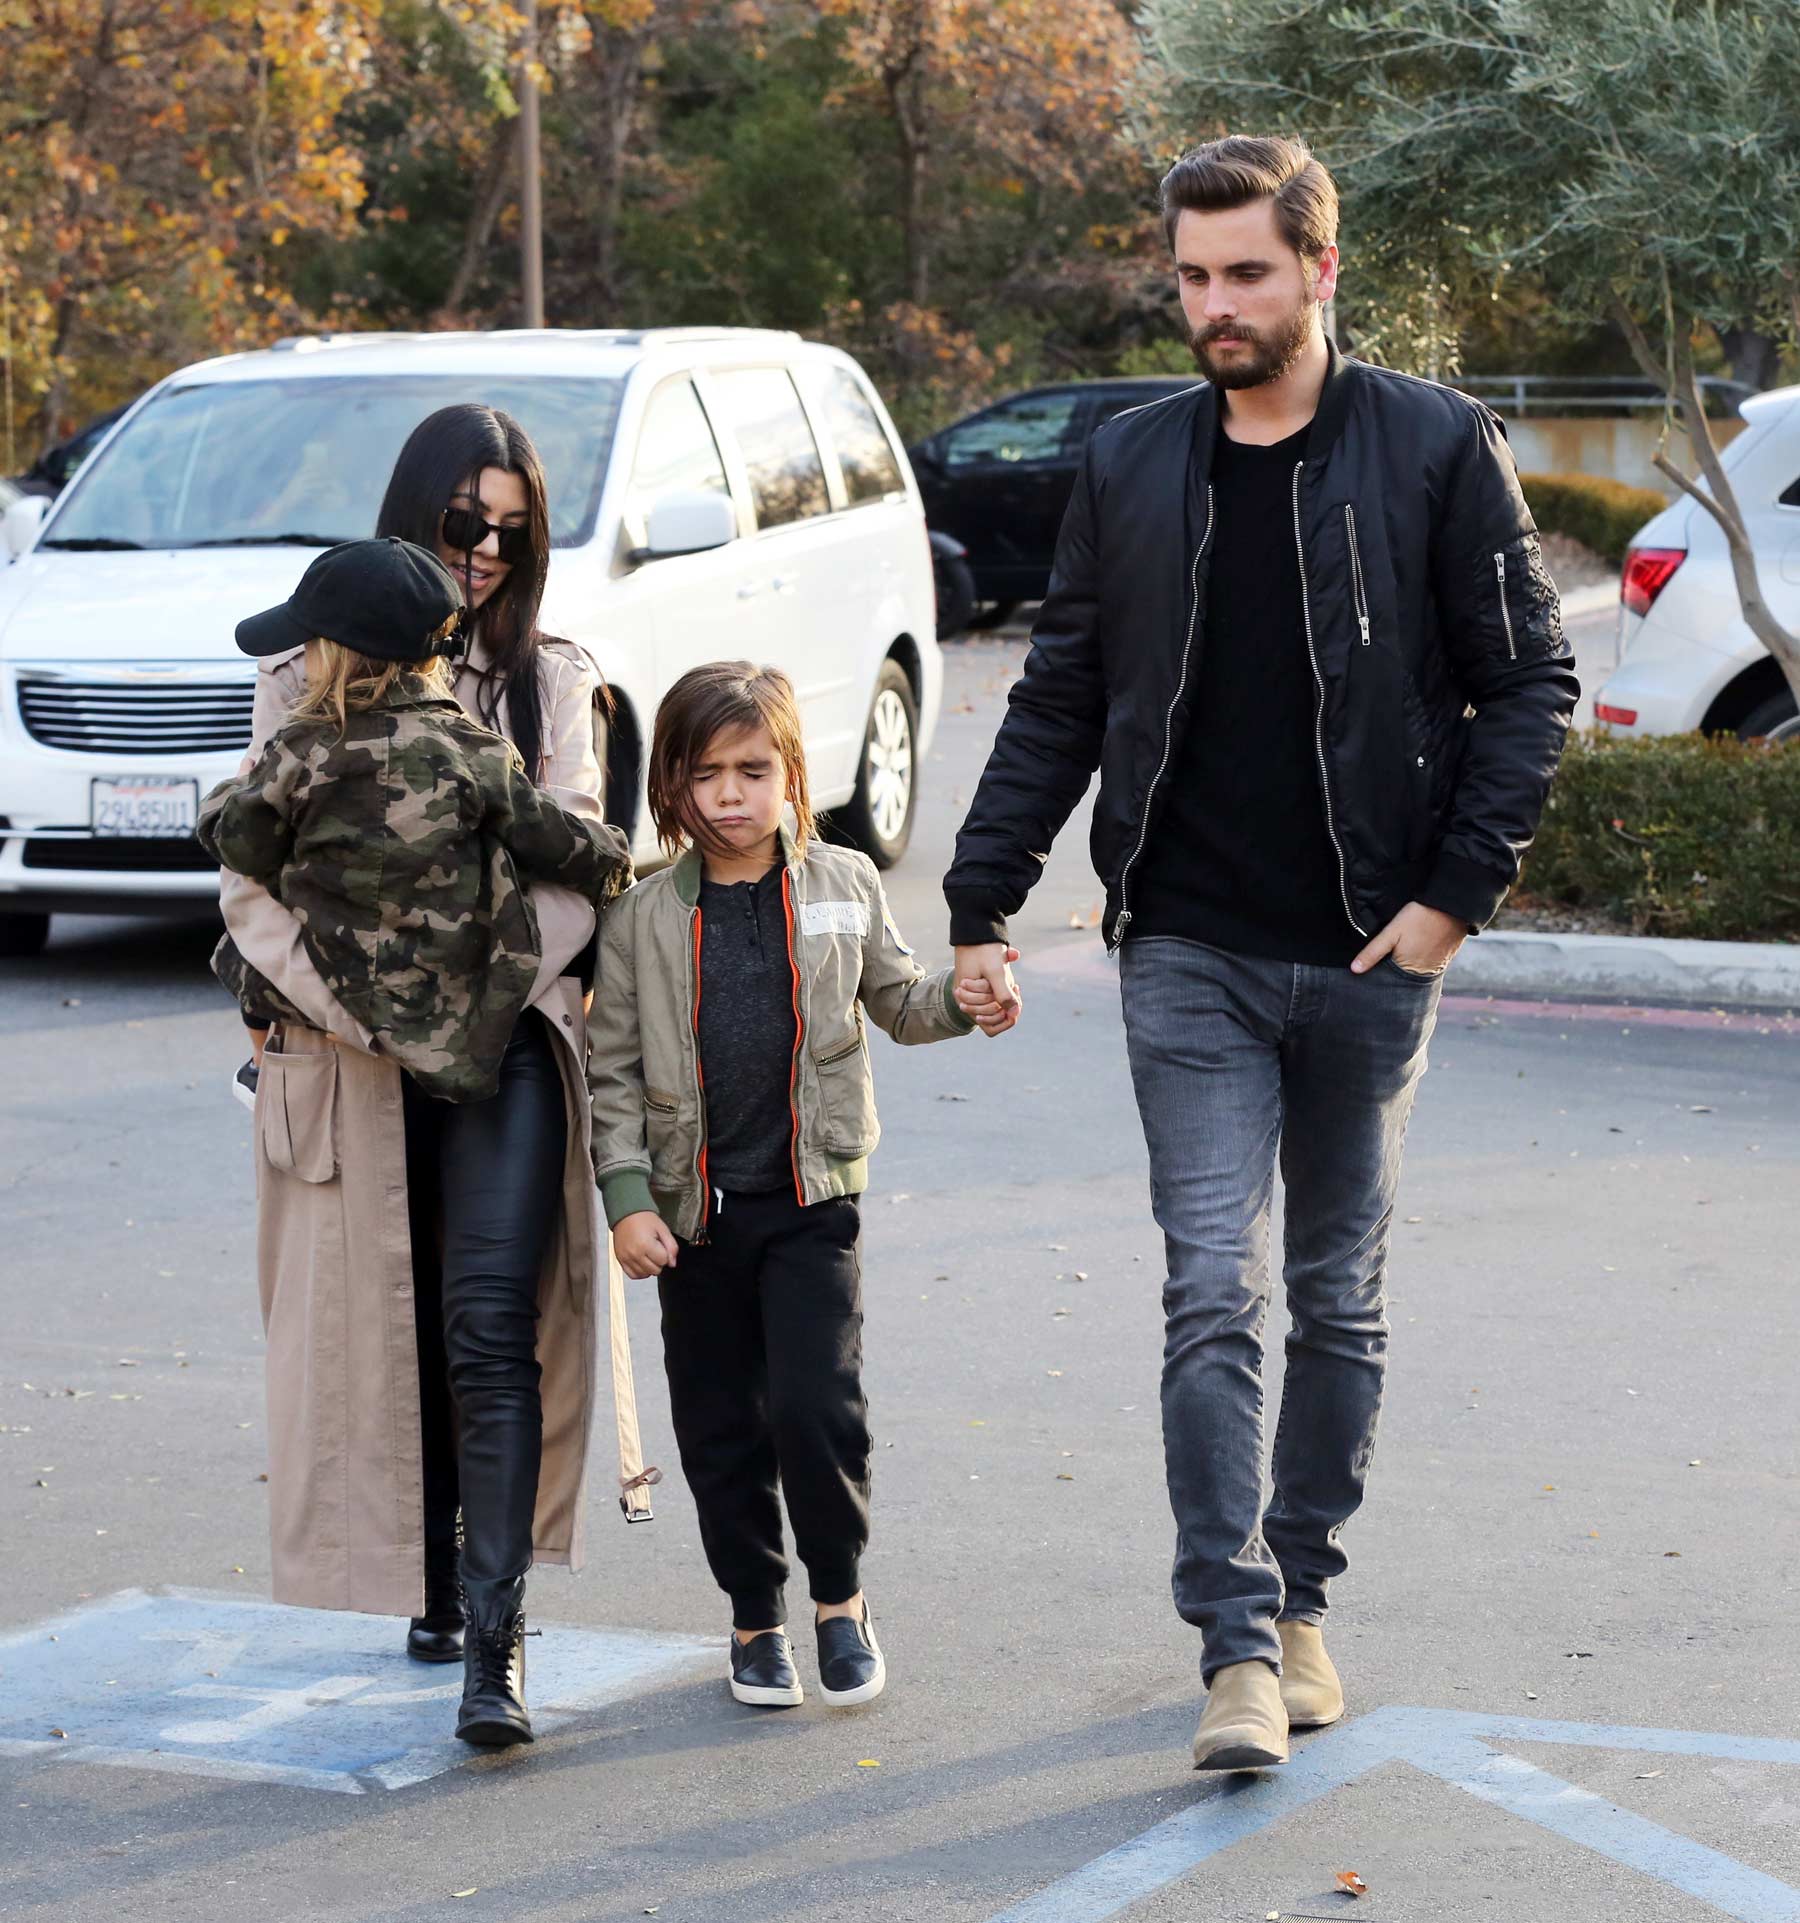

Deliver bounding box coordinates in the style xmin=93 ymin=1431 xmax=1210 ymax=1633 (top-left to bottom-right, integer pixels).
xmin=730 ymin=1676 xmax=803 ymax=1708
xmin=230 ymin=1072 xmax=257 ymax=1113
xmin=817 ymin=1656 xmax=886 ymax=1707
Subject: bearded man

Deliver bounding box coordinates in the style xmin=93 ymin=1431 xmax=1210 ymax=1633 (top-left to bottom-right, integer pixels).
xmin=944 ymin=136 xmax=1578 ymax=1770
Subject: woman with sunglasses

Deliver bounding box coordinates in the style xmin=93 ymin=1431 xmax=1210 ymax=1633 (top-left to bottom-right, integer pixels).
xmin=215 ymin=404 xmax=654 ymax=1747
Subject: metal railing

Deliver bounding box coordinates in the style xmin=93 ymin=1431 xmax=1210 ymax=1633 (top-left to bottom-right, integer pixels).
xmin=1455 ymin=374 xmax=1756 ymax=418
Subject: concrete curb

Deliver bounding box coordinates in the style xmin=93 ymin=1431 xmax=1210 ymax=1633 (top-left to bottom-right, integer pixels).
xmin=1450 ymin=929 xmax=1800 ymax=1007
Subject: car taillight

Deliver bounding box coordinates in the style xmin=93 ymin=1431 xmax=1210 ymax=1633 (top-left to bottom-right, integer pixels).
xmin=1595 ymin=702 xmax=1638 ymax=727
xmin=1621 ymin=546 xmax=1684 ymax=617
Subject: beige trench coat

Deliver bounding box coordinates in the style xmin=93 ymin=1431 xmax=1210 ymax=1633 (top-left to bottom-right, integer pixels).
xmin=220 ymin=635 xmax=652 ymax=1617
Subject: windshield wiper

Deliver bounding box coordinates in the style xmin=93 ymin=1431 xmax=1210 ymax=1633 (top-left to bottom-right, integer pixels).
xmin=40 ymin=536 xmax=146 ymax=551
xmin=188 ymin=532 xmax=348 ymax=549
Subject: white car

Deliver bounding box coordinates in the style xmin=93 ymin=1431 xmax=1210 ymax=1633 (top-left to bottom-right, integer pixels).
xmin=0 ymin=328 xmax=940 ymax=957
xmin=1597 ymin=381 xmax=1800 ymax=743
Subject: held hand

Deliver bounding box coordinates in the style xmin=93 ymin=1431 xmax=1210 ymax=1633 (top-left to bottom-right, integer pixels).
xmin=246 ymin=1024 xmax=269 ymax=1068
xmin=614 ymin=1210 xmax=680 ymax=1280
xmin=1350 ymin=902 xmax=1467 ymax=979
xmin=953 ymin=943 xmax=1022 ymax=1036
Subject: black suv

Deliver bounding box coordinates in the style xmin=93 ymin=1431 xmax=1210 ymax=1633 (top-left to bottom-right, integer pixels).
xmin=910 ymin=378 xmax=1196 ymax=626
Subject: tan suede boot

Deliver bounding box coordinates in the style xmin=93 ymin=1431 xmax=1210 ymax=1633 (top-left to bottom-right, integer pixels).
xmin=1277 ymin=1620 xmax=1345 ymax=1729
xmin=1191 ymin=1660 xmax=1289 ymax=1771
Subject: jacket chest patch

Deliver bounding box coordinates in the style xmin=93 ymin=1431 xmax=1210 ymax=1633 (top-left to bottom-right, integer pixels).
xmin=800 ymin=899 xmax=870 ymax=939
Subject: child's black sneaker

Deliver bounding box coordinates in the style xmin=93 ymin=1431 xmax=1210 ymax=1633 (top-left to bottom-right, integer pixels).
xmin=816 ymin=1603 xmax=885 ymax=1706
xmin=729 ymin=1630 xmax=803 ymax=1708
xmin=231 ymin=1059 xmax=259 ymax=1112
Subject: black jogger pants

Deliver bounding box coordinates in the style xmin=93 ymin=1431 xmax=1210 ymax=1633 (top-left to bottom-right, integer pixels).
xmin=659 ymin=1188 xmax=870 ymax=1630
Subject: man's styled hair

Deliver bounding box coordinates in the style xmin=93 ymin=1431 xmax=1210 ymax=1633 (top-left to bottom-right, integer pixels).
xmin=647 ymin=659 xmax=815 ymax=859
xmin=1159 ymin=135 xmax=1339 ymax=262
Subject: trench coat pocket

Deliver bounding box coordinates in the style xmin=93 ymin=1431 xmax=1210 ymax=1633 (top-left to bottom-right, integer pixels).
xmin=259 ymin=1047 xmax=339 ymax=1183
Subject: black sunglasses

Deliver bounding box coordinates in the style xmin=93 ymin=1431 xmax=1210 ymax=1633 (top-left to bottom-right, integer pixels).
xmin=440 ymin=504 xmax=533 ymax=567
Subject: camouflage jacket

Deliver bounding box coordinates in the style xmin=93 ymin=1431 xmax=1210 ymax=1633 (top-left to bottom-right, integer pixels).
xmin=199 ymin=686 xmax=631 ymax=1102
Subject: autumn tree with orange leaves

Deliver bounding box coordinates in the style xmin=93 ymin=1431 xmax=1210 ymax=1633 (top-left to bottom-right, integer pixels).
xmin=0 ymin=0 xmax=385 ymax=447
xmin=820 ymin=0 xmax=1141 ymax=310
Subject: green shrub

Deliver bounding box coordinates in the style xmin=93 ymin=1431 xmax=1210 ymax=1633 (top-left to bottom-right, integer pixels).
xmin=1519 ymin=730 xmax=1800 ymax=942
xmin=1520 ymin=472 xmax=1667 ymax=566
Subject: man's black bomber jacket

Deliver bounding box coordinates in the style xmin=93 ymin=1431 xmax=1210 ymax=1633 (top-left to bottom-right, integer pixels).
xmin=943 ymin=341 xmax=1582 ymax=951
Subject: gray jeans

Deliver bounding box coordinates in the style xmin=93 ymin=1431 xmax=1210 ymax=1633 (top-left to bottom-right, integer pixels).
xmin=1119 ymin=937 xmax=1443 ymax=1683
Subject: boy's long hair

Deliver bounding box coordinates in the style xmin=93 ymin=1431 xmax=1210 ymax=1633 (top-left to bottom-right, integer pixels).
xmin=291 ymin=639 xmax=454 ymax=739
xmin=647 ymin=661 xmax=814 ymax=861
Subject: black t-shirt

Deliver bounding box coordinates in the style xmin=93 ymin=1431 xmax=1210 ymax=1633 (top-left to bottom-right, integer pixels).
xmin=697 ymin=863 xmax=797 ymax=1196
xmin=1128 ymin=417 xmax=1360 ymax=966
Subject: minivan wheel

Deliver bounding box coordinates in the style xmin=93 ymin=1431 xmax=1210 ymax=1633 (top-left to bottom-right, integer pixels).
xmin=839 ymin=662 xmax=918 ymax=869
xmin=1738 ymin=689 xmax=1799 ymax=743
xmin=0 ymin=911 xmax=51 ymax=959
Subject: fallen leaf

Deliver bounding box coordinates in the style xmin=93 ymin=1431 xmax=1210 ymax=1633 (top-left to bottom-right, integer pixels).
xmin=1045 ymin=1369 xmax=1063 ymax=1378
xmin=1335 ymin=1870 xmax=1368 ymax=1897
xmin=49 ymin=1728 xmax=68 ymax=1740
xmin=1637 ymin=1769 xmax=1663 ymax=1779
xmin=856 ymin=1759 xmax=880 ymax=1768
xmin=1664 ymin=1550 xmax=1682 ymax=1558
xmin=1687 ymin=1459 xmax=1702 ymax=1467
xmin=1072 ymin=1270 xmax=1088 ymax=1281
xmin=1056 ymin=1472 xmax=1075 ymax=1481
xmin=1690 ymin=1105 xmax=1713 ymax=1113
xmin=451 ymin=1892 xmax=477 ymax=1900
xmin=1525 ymin=1691 xmax=1539 ymax=1700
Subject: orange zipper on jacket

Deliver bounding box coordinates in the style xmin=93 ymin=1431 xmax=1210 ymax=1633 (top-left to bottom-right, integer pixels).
xmin=690 ymin=906 xmax=710 ymax=1239
xmin=780 ymin=868 xmax=805 ymax=1207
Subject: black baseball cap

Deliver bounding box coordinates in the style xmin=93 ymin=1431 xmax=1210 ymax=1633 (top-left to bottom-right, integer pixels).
xmin=234 ymin=537 xmax=466 ymax=662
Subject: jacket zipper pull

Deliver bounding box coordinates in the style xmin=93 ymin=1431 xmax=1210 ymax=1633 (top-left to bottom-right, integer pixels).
xmin=1109 ymin=907 xmax=1133 ymax=950
xmin=1357 ymin=614 xmax=1371 ymax=646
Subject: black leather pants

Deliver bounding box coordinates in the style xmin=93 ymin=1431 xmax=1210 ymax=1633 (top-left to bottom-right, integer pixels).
xmin=404 ymin=1012 xmax=567 ymax=1587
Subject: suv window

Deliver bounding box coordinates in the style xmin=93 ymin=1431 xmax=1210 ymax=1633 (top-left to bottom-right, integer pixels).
xmin=712 ymin=367 xmax=830 ymax=530
xmin=1781 ymin=475 xmax=1800 ymax=508
xmin=820 ymin=368 xmax=904 ymax=505
xmin=942 ymin=392 xmax=1083 ymax=468
xmin=624 ymin=378 xmax=731 ymax=549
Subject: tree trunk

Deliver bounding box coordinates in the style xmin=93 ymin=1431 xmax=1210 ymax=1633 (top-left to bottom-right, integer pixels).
xmin=1614 ymin=295 xmax=1800 ymax=706
xmin=1715 ymin=322 xmax=1778 ymax=393
xmin=887 ymin=58 xmax=930 ymax=309
xmin=437 ymin=125 xmax=519 ymax=321
xmin=586 ymin=25 xmax=648 ymax=322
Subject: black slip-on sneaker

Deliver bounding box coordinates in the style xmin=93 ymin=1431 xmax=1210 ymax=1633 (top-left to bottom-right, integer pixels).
xmin=231 ymin=1060 xmax=259 ymax=1112
xmin=729 ymin=1630 xmax=803 ymax=1708
xmin=816 ymin=1605 xmax=886 ymax=1707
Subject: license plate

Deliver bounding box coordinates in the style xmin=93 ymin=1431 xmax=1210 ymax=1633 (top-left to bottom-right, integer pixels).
xmin=91 ymin=776 xmax=200 ymax=838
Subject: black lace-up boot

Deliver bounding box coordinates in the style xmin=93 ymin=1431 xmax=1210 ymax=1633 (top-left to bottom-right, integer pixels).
xmin=456 ymin=1574 xmax=532 ymax=1746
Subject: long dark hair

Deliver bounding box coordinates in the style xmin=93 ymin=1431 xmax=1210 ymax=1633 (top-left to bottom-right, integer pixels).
xmin=376 ymin=404 xmax=553 ymax=776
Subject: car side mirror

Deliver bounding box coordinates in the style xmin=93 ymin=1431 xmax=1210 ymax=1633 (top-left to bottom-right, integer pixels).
xmin=3 ymin=494 xmax=49 ymax=558
xmin=631 ymin=490 xmax=737 ymax=565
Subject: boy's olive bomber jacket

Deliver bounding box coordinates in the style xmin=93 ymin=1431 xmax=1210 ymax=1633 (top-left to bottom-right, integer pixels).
xmin=588 ymin=828 xmax=973 ymax=1242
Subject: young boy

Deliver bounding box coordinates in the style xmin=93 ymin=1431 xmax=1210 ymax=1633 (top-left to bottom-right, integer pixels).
xmin=589 ymin=661 xmax=1008 ymax=1708
xmin=199 ymin=536 xmax=630 ymax=1103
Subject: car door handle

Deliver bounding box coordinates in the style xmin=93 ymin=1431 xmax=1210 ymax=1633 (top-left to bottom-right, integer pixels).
xmin=771 ymin=573 xmax=798 ymax=595
xmin=736 ymin=582 xmax=763 ymax=600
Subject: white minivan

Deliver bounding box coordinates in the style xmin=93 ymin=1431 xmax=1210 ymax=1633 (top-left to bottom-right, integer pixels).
xmin=0 ymin=327 xmax=940 ymax=956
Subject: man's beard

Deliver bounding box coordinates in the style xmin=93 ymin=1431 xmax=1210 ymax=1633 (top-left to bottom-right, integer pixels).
xmin=1188 ymin=295 xmax=1317 ymax=390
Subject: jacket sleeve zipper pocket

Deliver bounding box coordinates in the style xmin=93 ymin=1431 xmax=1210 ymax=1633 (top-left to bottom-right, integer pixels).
xmin=1495 ymin=551 xmax=1516 ymax=658
xmin=1344 ymin=504 xmax=1372 ymax=647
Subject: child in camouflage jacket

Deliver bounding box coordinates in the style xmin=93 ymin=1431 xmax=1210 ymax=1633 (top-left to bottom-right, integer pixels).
xmin=200 ymin=537 xmax=630 ymax=1104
